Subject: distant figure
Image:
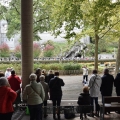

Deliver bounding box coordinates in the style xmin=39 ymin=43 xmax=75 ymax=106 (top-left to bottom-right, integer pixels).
xmin=100 ymin=69 xmax=114 ymax=101
xmin=5 ymin=68 xmax=11 ymax=78
xmin=0 ymin=77 xmax=17 ymax=120
xmin=40 ymin=75 xmax=49 ymax=118
xmin=0 ymin=72 xmax=4 ymax=77
xmin=47 ymin=70 xmax=54 ymax=85
xmin=35 ymin=68 xmax=41 ymax=83
xmin=88 ymin=69 xmax=101 ymax=117
xmin=77 ymin=86 xmax=91 ymax=119
xmin=8 ymin=70 xmax=22 ymax=108
xmin=41 ymin=69 xmax=48 ymax=83
xmin=82 ymin=66 xmax=89 ymax=83
xmin=114 ymin=72 xmax=120 ymax=96
xmin=23 ymin=73 xmax=45 ymax=120
xmin=49 ymin=71 xmax=65 ymax=120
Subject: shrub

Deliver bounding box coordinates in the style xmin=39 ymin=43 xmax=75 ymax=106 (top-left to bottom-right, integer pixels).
xmin=33 ymin=43 xmax=40 ymax=58
xmin=14 ymin=45 xmax=21 ymax=58
xmin=63 ymin=63 xmax=81 ymax=70
xmin=0 ymin=43 xmax=10 ymax=57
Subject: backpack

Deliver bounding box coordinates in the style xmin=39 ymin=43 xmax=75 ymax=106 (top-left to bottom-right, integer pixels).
xmin=64 ymin=106 xmax=75 ymax=119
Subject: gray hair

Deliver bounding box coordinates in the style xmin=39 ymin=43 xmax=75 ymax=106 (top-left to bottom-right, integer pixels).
xmin=29 ymin=73 xmax=37 ymax=81
xmin=0 ymin=77 xmax=8 ymax=86
xmin=40 ymin=75 xmax=45 ymax=81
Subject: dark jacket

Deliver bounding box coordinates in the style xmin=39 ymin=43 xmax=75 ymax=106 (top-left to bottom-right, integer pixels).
xmin=77 ymin=93 xmax=91 ymax=105
xmin=47 ymin=74 xmax=54 ymax=85
xmin=100 ymin=73 xmax=114 ymax=96
xmin=49 ymin=76 xmax=65 ymax=99
xmin=114 ymin=73 xmax=120 ymax=96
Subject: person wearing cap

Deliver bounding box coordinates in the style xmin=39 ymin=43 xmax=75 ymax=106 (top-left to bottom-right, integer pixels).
xmin=23 ymin=73 xmax=45 ymax=120
xmin=0 ymin=77 xmax=17 ymax=120
xmin=8 ymin=70 xmax=22 ymax=109
xmin=40 ymin=75 xmax=49 ymax=118
xmin=5 ymin=68 xmax=11 ymax=78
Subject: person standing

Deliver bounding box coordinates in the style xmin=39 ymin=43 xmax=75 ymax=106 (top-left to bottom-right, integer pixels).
xmin=49 ymin=71 xmax=65 ymax=120
xmin=100 ymin=69 xmax=114 ymax=101
xmin=5 ymin=68 xmax=11 ymax=78
xmin=23 ymin=73 xmax=45 ymax=120
xmin=82 ymin=66 xmax=89 ymax=83
xmin=35 ymin=68 xmax=41 ymax=83
xmin=0 ymin=77 xmax=17 ymax=120
xmin=47 ymin=70 xmax=54 ymax=85
xmin=88 ymin=69 xmax=101 ymax=117
xmin=114 ymin=72 xmax=120 ymax=96
xmin=8 ymin=70 xmax=22 ymax=109
xmin=40 ymin=75 xmax=50 ymax=118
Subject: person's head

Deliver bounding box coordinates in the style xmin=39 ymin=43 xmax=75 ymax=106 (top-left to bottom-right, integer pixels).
xmin=54 ymin=71 xmax=59 ymax=76
xmin=11 ymin=70 xmax=15 ymax=75
xmin=40 ymin=75 xmax=45 ymax=82
xmin=0 ymin=72 xmax=4 ymax=77
xmin=83 ymin=86 xmax=89 ymax=94
xmin=92 ymin=69 xmax=98 ymax=74
xmin=0 ymin=77 xmax=8 ymax=87
xmin=6 ymin=68 xmax=10 ymax=71
xmin=41 ymin=69 xmax=46 ymax=75
xmin=48 ymin=70 xmax=54 ymax=74
xmin=29 ymin=73 xmax=37 ymax=81
xmin=35 ymin=68 xmax=41 ymax=76
xmin=104 ymin=69 xmax=109 ymax=74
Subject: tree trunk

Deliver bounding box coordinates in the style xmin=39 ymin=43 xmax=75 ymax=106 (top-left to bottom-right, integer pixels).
xmin=21 ymin=0 xmax=33 ymax=90
xmin=115 ymin=38 xmax=120 ymax=76
xmin=94 ymin=34 xmax=99 ymax=70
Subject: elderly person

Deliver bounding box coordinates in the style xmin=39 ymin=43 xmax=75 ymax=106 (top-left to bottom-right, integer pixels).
xmin=100 ymin=69 xmax=114 ymax=101
xmin=23 ymin=73 xmax=45 ymax=120
xmin=88 ymin=69 xmax=101 ymax=117
xmin=40 ymin=75 xmax=49 ymax=118
xmin=0 ymin=77 xmax=17 ymax=120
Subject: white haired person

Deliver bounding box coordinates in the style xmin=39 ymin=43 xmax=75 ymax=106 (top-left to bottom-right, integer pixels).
xmin=0 ymin=77 xmax=17 ymax=120
xmin=40 ymin=75 xmax=50 ymax=118
xmin=23 ymin=73 xmax=45 ymax=120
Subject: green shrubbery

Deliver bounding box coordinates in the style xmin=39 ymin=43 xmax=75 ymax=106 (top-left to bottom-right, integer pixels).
xmin=0 ymin=62 xmax=105 ymax=75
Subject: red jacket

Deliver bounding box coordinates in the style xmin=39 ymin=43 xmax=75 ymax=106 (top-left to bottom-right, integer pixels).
xmin=8 ymin=75 xmax=22 ymax=91
xmin=0 ymin=86 xmax=17 ymax=113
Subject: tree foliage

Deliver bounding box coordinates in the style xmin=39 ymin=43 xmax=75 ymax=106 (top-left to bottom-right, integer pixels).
xmin=0 ymin=0 xmax=50 ymax=40
xmin=46 ymin=0 xmax=120 ymax=69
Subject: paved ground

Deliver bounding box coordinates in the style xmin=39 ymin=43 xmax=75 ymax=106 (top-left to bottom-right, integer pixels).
xmin=20 ymin=75 xmax=118 ymax=120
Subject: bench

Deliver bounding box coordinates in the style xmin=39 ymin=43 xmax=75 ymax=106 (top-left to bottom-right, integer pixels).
xmin=100 ymin=96 xmax=120 ymax=120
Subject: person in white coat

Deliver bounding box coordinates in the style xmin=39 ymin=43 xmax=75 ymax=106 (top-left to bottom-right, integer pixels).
xmin=88 ymin=69 xmax=101 ymax=117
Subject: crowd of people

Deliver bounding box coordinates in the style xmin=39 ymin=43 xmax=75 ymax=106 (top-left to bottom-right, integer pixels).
xmin=79 ymin=67 xmax=119 ymax=119
xmin=0 ymin=66 xmax=120 ymax=120
xmin=0 ymin=68 xmax=65 ymax=120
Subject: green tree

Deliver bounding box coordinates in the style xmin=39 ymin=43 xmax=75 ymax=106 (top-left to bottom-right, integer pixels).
xmin=0 ymin=0 xmax=50 ymax=40
xmin=47 ymin=0 xmax=120 ymax=70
